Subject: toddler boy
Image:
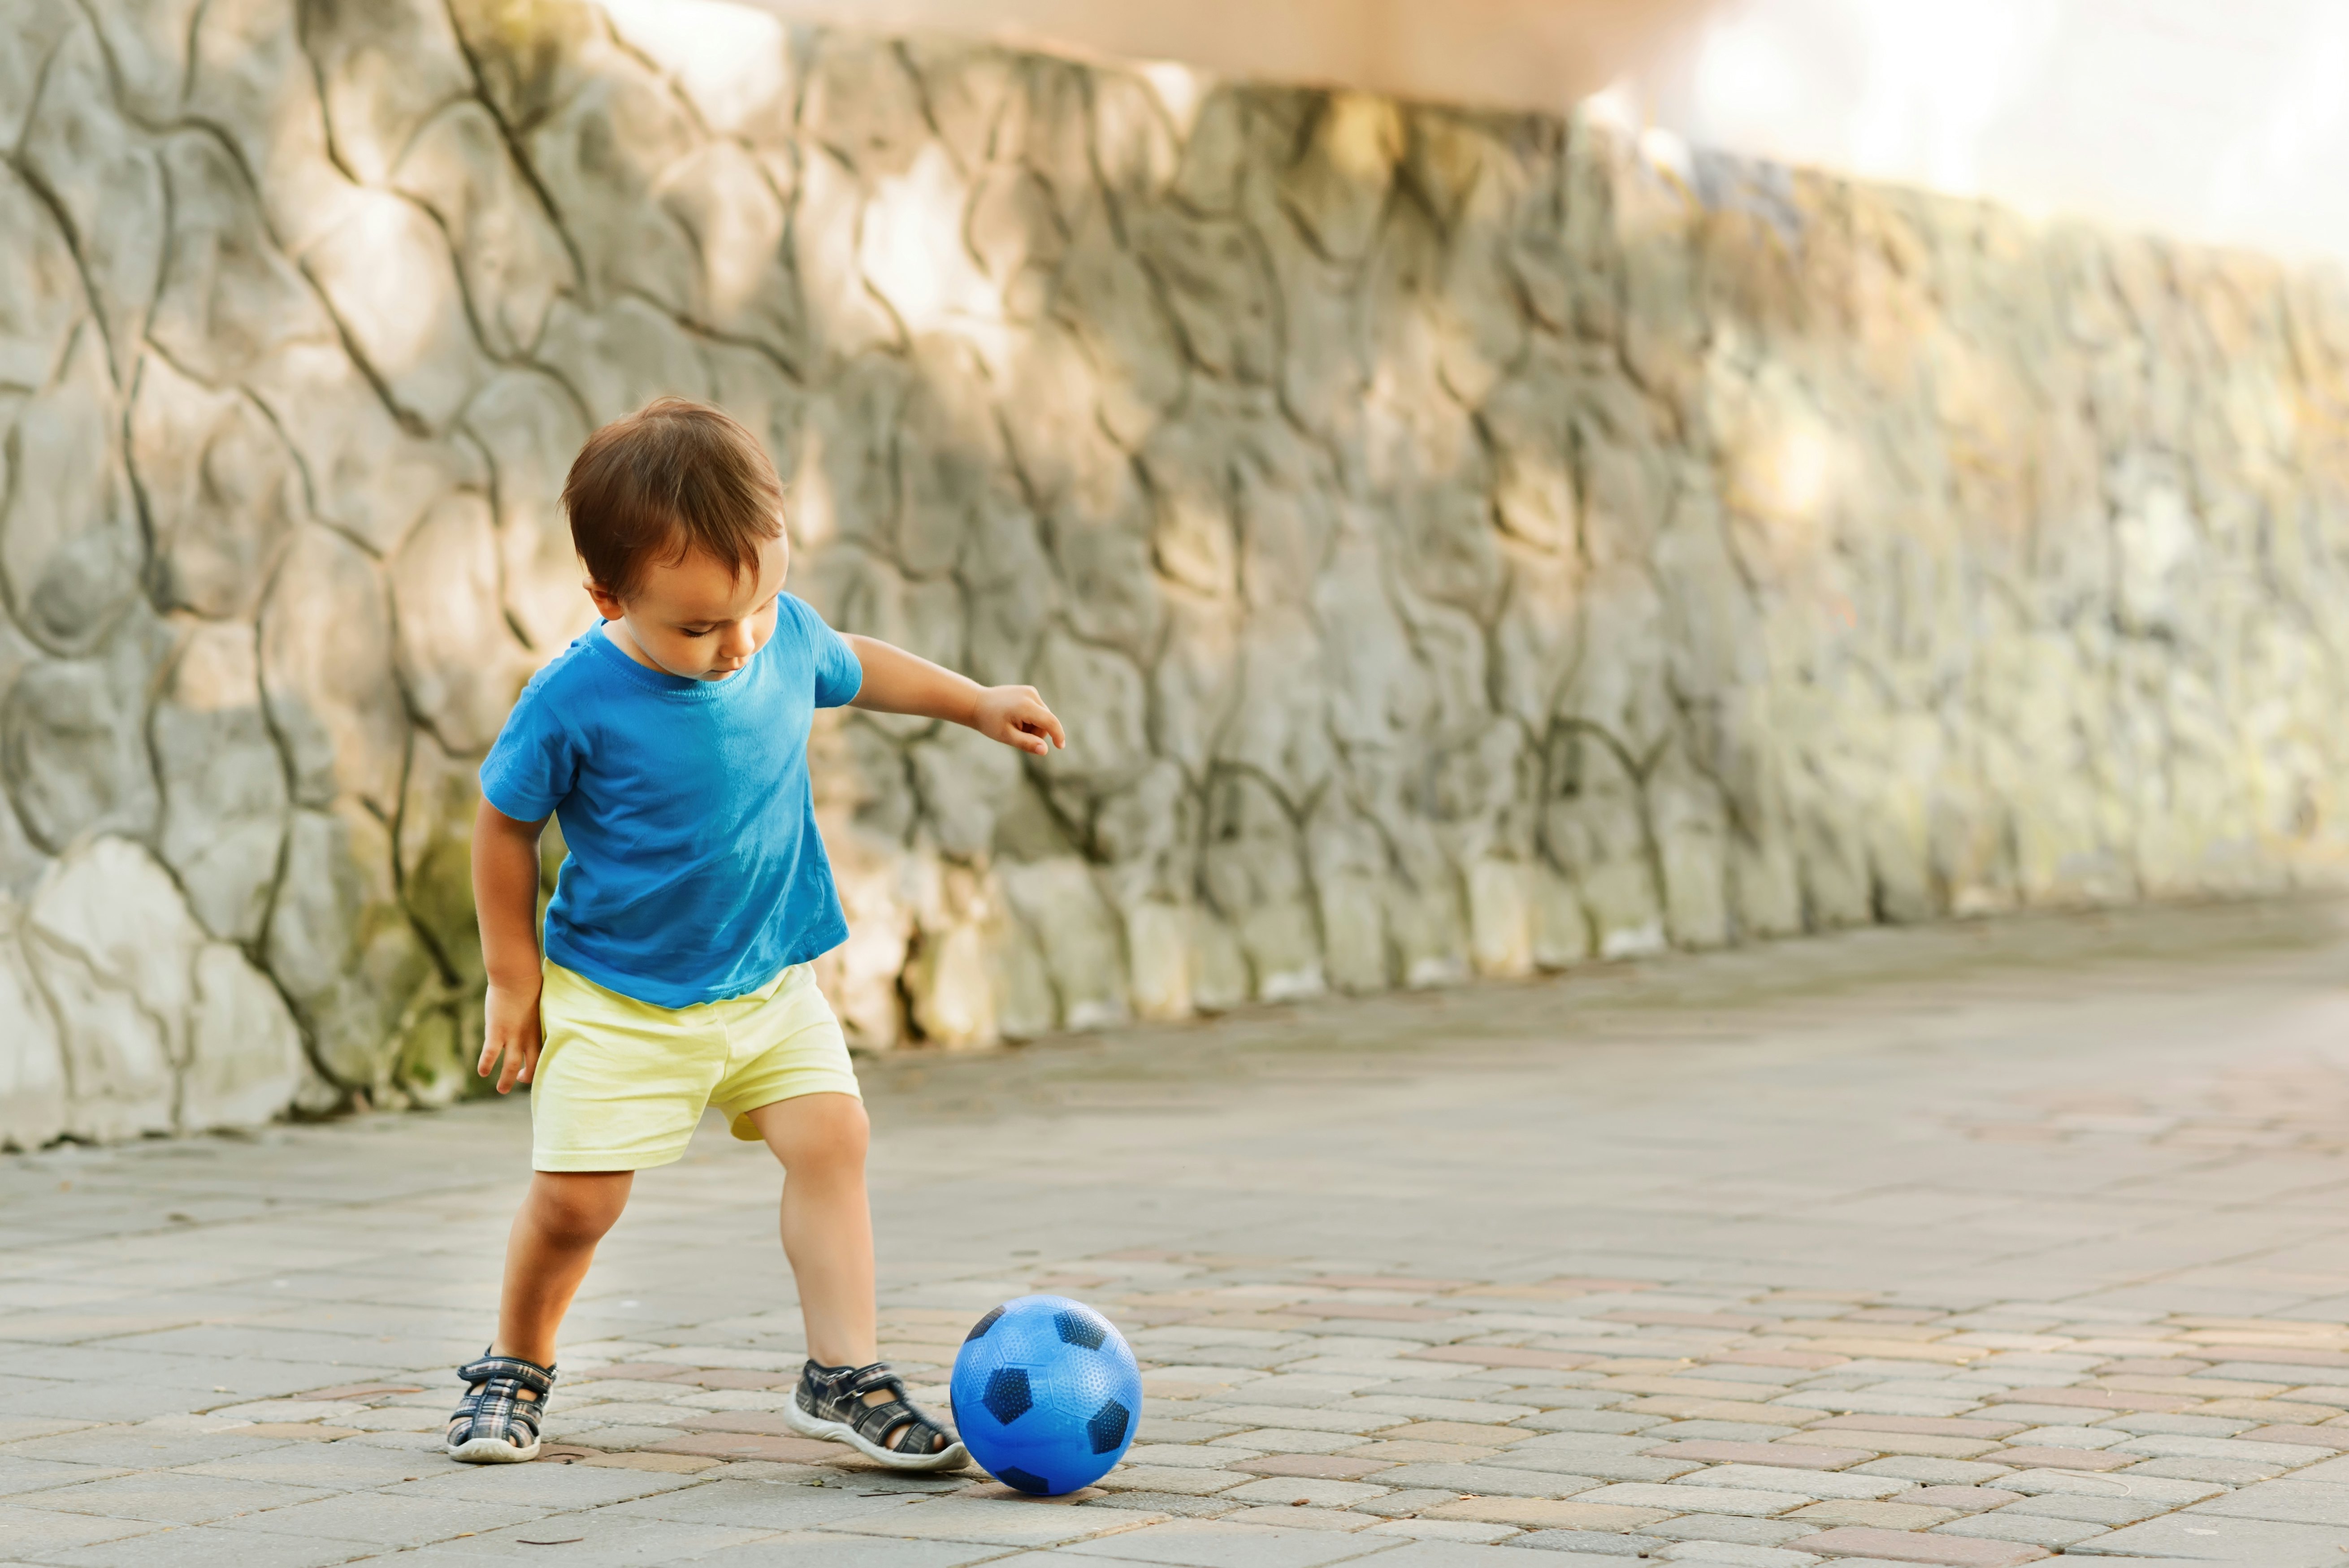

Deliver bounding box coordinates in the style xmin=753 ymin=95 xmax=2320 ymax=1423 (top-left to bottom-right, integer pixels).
xmin=444 ymin=397 xmax=1063 ymax=1467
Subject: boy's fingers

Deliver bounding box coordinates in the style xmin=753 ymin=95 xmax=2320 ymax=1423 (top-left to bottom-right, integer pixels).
xmin=1022 ymin=702 xmax=1067 ymax=749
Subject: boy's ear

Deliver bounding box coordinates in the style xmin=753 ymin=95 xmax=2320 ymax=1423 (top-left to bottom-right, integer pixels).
xmin=584 ymin=577 xmax=625 ymax=620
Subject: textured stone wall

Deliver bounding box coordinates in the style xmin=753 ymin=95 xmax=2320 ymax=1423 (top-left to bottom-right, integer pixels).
xmin=8 ymin=0 xmax=2349 ymax=1147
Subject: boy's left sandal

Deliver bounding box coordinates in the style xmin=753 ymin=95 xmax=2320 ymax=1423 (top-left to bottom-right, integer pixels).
xmin=445 ymin=1348 xmax=555 ymax=1464
xmin=787 ymin=1360 xmax=967 ymax=1470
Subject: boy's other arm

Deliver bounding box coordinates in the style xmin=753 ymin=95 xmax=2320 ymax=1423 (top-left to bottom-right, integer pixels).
xmin=842 ymin=634 xmax=1066 ymax=757
xmin=473 ymin=798 xmax=550 ymax=1094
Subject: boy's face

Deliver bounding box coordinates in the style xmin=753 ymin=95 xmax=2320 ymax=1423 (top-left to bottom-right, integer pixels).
xmin=587 ymin=531 xmax=791 ymax=682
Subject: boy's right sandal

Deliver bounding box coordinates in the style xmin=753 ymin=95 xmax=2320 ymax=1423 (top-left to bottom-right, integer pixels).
xmin=445 ymin=1348 xmax=555 ymax=1464
xmin=788 ymin=1359 xmax=968 ymax=1470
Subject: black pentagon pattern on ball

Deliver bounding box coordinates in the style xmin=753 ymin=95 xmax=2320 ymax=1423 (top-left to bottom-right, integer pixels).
xmin=996 ymin=1465 xmax=1052 ymax=1495
xmin=1054 ymin=1310 xmax=1107 ymax=1350
xmin=1086 ymin=1397 xmax=1131 ymax=1455
xmin=966 ymin=1305 xmax=1005 ymax=1342
xmin=982 ymin=1365 xmax=1033 ymax=1424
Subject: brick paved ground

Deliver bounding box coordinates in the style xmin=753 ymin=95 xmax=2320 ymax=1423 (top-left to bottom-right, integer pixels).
xmin=10 ymin=900 xmax=2349 ymax=1565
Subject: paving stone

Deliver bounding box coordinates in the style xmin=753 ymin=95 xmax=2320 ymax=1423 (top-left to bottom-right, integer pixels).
xmin=1352 ymin=1442 xmax=1513 ymax=1466
xmin=1148 ymin=1422 xmax=1261 ymax=1444
xmin=2062 ymin=1511 xmax=2349 ymax=1558
xmin=1931 ymin=1512 xmax=2105 ymax=1548
xmin=0 ymin=1455 xmax=130 ymax=1497
xmin=1625 ymin=1402 xmax=1820 ymax=1427
xmin=1779 ymin=1526 xmax=2050 ymax=1564
xmin=1986 ymin=1388 xmax=2195 ymax=1415
xmin=1782 ymin=1501 xmax=1955 ymax=1530
xmin=1848 ymin=1460 xmax=2011 ymax=1487
xmin=1994 ymin=1427 xmax=2124 ymax=1451
xmin=1771 ymin=1396 xmax=1981 ymax=1421
xmin=1994 ymin=1492 xmax=2163 ymax=1525
xmin=1377 ymin=1424 xmax=1527 ymax=1447
xmin=1801 ymin=1422 xmax=2024 ymax=1443
xmin=2283 ymin=1455 xmax=2349 ymax=1482
xmin=11 ymin=1469 xmax=334 ymax=1524
xmin=1351 ymin=1490 xmax=1467 ymax=1518
xmin=1500 ymin=1531 xmax=1648 ymax=1555
xmin=2118 ymin=1454 xmax=2290 ymax=1484
xmin=1654 ymin=1544 xmax=1820 ymax=1566
xmin=32 ymin=1524 xmax=381 ymax=1567
xmin=2243 ymin=1426 xmax=2349 ymax=1449
xmin=1898 ymin=1490 xmax=2020 ymax=1514
xmin=1231 ymin=1456 xmax=1396 ymax=1481
xmin=1514 ymin=1413 xmax=1672 ymax=1437
xmin=1579 ymin=1484 xmax=1806 ymax=1517
xmin=1426 ymin=1498 xmax=1675 ymax=1530
xmin=1085 ymin=1491 xmax=1256 ymax=1518
xmin=0 ymin=1500 xmax=160 ymax=1551
xmin=646 ymin=1532 xmax=1014 ymax=1568
xmin=1357 ymin=1404 xmax=1541 ymax=1427
xmin=1319 ymin=1543 xmax=1559 ymax=1568
xmin=1644 ymin=1445 xmax=1875 ymax=1472
xmin=1216 ymin=1504 xmax=1383 ymax=1531
xmin=1195 ymin=1408 xmax=1393 ymax=1435
xmin=1354 ymin=1518 xmax=1517 ymax=1549
xmin=1636 ymin=1516 xmax=1815 ymax=1547
xmin=215 ymin=1489 xmax=546 ymax=1545
xmin=1490 ymin=1453 xmax=1701 ymax=1484
xmin=1105 ymin=1466 xmax=1257 ymax=1496
xmin=2186 ymin=1399 xmax=2345 ymax=1424
xmin=174 ymin=1439 xmax=447 ymax=1487
xmin=1672 ymin=1468 xmax=1909 ymax=1502
xmin=2188 ymin=1477 xmax=2349 ymax=1525
xmin=2094 ymin=1414 xmax=2256 ymax=1438
xmin=1215 ymin=1430 xmax=1379 ymax=1455
xmin=4 ymin=1427 xmax=296 ymax=1469
xmin=821 ymin=1496 xmax=1174 ymax=1546
xmin=1373 ymin=1465 xmax=1600 ymax=1500
xmin=1226 ymin=1480 xmax=1391 ymax=1507
xmin=1056 ymin=1516 xmax=1404 ymax=1565
xmin=593 ymin=1479 xmax=930 ymax=1531
xmin=1993 ymin=1469 xmax=2224 ymax=1504
xmin=1981 ymin=1447 xmax=2134 ymax=1471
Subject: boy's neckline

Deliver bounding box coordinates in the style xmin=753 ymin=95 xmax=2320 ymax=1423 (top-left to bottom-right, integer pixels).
xmin=588 ymin=619 xmax=748 ymax=696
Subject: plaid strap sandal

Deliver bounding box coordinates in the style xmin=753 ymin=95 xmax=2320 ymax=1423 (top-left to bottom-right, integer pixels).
xmin=445 ymin=1348 xmax=555 ymax=1464
xmin=785 ymin=1360 xmax=966 ymax=1470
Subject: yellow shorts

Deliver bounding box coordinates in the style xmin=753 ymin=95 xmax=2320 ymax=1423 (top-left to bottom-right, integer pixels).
xmin=530 ymin=960 xmax=860 ymax=1172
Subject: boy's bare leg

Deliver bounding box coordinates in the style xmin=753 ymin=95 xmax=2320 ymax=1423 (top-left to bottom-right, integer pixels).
xmin=745 ymin=1093 xmax=876 ymax=1368
xmin=493 ymin=1170 xmax=634 ymax=1369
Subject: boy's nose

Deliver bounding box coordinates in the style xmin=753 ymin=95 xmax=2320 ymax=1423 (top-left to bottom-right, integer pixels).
xmin=720 ymin=622 xmax=755 ymax=658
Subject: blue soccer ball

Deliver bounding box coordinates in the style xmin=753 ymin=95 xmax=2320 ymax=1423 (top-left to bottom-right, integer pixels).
xmin=949 ymin=1294 xmax=1142 ymax=1495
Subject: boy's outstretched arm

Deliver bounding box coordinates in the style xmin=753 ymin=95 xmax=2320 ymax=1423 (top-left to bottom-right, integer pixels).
xmin=843 ymin=635 xmax=1066 ymax=757
xmin=474 ymin=800 xmax=551 ymax=1093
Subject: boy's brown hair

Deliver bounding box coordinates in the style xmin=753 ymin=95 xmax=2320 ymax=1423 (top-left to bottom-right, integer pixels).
xmin=563 ymin=397 xmax=783 ymax=600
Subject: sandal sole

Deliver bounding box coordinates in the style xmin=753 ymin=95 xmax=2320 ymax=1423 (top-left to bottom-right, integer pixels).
xmin=784 ymin=1400 xmax=968 ymax=1470
xmin=446 ymin=1434 xmax=542 ymax=1464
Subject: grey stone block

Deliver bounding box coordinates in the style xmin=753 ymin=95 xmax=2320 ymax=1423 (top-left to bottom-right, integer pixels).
xmin=2190 ymin=1478 xmax=2349 ymax=1527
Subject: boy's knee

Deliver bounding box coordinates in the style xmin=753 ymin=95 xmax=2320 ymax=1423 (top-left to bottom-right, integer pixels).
xmin=778 ymin=1095 xmax=868 ymax=1173
xmin=529 ymin=1173 xmax=629 ymax=1244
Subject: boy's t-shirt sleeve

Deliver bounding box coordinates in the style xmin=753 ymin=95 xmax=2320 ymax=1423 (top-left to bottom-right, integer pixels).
xmin=478 ymin=677 xmax=579 ymax=822
xmin=788 ymin=593 xmax=863 ymax=708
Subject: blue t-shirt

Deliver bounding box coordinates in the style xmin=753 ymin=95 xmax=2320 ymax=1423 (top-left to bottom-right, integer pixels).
xmin=478 ymin=597 xmax=863 ymax=1008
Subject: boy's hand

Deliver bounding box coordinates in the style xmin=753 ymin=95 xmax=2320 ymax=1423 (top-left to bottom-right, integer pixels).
xmin=971 ymin=684 xmax=1066 ymax=757
xmin=478 ymin=978 xmax=545 ymax=1094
